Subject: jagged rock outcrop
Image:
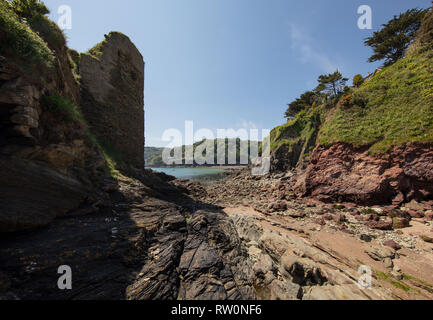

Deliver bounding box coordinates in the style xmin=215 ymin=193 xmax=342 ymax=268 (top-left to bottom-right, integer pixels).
xmin=304 ymin=143 xmax=433 ymax=205
xmin=0 ymin=174 xmax=256 ymax=300
xmin=0 ymin=25 xmax=105 ymax=233
xmin=80 ymin=32 xmax=145 ymax=170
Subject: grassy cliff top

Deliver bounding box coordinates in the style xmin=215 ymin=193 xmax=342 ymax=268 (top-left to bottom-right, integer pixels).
xmin=319 ymin=48 xmax=433 ymax=153
xmin=0 ymin=0 xmax=54 ymax=69
xmin=318 ymin=8 xmax=433 ymax=153
xmin=270 ymin=8 xmax=433 ymax=156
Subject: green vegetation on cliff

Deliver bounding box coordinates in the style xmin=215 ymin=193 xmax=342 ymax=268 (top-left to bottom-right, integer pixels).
xmin=271 ymin=5 xmax=433 ymax=170
xmin=319 ymin=7 xmax=433 ymax=154
xmin=85 ymin=32 xmax=127 ymax=60
xmin=319 ymin=48 xmax=433 ymax=153
xmin=41 ymin=93 xmax=130 ymax=180
xmin=0 ymin=0 xmax=54 ymax=68
xmin=28 ymin=13 xmax=66 ymax=50
xmin=271 ymin=103 xmax=325 ymax=170
xmin=42 ymin=94 xmax=86 ymax=124
xmin=145 ymin=147 xmax=165 ymax=167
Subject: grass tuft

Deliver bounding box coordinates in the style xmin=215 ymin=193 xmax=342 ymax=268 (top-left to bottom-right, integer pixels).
xmin=41 ymin=94 xmax=86 ymax=125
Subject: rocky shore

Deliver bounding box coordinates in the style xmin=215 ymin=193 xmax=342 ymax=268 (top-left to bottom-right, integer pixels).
xmin=0 ymin=171 xmax=256 ymax=300
xmin=173 ymin=168 xmax=433 ymax=300
xmin=1 ymin=1 xmax=433 ymax=301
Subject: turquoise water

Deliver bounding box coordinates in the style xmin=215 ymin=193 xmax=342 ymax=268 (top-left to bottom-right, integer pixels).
xmin=151 ymin=167 xmax=227 ymax=183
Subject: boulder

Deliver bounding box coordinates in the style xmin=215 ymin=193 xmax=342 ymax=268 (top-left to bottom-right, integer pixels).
xmin=280 ymin=252 xmax=325 ymax=286
xmin=365 ymin=220 xmax=393 ymax=231
xmin=392 ymin=217 xmax=410 ymax=229
xmin=384 ymin=257 xmax=394 ymax=269
xmin=421 ymin=235 xmax=433 ymax=243
xmin=383 ymin=240 xmax=401 ymax=251
xmin=259 ymin=232 xmax=290 ymax=260
xmin=405 ymin=200 xmax=428 ymax=212
xmin=407 ymin=210 xmax=425 ymax=219
xmin=269 ymin=201 xmax=288 ymax=212
xmin=253 ymin=254 xmax=275 ymax=278
xmin=315 ymin=218 xmax=326 ymax=226
xmin=360 ymin=234 xmax=373 ymax=242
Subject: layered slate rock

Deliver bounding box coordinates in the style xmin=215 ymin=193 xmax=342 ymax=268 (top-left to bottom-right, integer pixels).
xmin=80 ymin=32 xmax=145 ymax=170
xmin=0 ymin=157 xmax=91 ymax=232
xmin=0 ymin=176 xmax=257 ymax=300
xmin=0 ymin=37 xmax=104 ymax=233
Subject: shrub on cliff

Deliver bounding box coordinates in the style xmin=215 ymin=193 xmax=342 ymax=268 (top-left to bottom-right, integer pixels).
xmin=41 ymin=94 xmax=86 ymax=125
xmin=353 ymin=74 xmax=364 ymax=87
xmin=7 ymin=0 xmax=66 ymax=56
xmin=28 ymin=13 xmax=66 ymax=50
xmin=0 ymin=0 xmax=54 ymax=69
xmin=271 ymin=104 xmax=325 ymax=170
xmin=285 ymin=91 xmax=317 ymax=119
xmin=10 ymin=0 xmax=49 ymax=19
xmin=340 ymin=93 xmax=353 ymax=108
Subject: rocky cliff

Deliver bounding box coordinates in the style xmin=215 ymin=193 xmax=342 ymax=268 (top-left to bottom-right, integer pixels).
xmin=270 ymin=7 xmax=433 ymax=206
xmin=0 ymin=2 xmax=257 ymax=300
xmin=305 ymin=143 xmax=433 ymax=206
xmin=0 ymin=1 xmax=104 ymax=233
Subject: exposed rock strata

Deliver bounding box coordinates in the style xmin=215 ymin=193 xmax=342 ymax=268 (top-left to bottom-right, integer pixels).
xmin=0 ymin=43 xmax=106 ymax=233
xmin=185 ymin=168 xmax=433 ymax=300
xmin=0 ymin=175 xmax=256 ymax=300
xmin=304 ymin=143 xmax=433 ymax=205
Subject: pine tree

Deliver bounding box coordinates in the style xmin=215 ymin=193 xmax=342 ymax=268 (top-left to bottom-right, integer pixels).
xmin=365 ymin=8 xmax=427 ymax=66
xmin=316 ymin=71 xmax=348 ymax=98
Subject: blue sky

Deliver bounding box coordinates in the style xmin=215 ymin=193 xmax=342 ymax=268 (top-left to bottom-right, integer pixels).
xmin=44 ymin=0 xmax=432 ymax=147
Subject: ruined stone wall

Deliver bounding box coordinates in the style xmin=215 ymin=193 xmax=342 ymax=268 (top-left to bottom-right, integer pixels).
xmin=80 ymin=32 xmax=145 ymax=169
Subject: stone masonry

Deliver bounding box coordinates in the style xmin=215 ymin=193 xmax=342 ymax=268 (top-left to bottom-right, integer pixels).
xmin=80 ymin=32 xmax=145 ymax=169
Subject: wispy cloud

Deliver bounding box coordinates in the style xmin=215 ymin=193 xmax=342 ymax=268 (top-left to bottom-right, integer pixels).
xmin=288 ymin=23 xmax=337 ymax=73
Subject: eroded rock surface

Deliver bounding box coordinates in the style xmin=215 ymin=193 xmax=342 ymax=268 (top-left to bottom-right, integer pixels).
xmin=305 ymin=143 xmax=433 ymax=205
xmin=0 ymin=175 xmax=256 ymax=300
xmin=183 ymin=168 xmax=433 ymax=300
